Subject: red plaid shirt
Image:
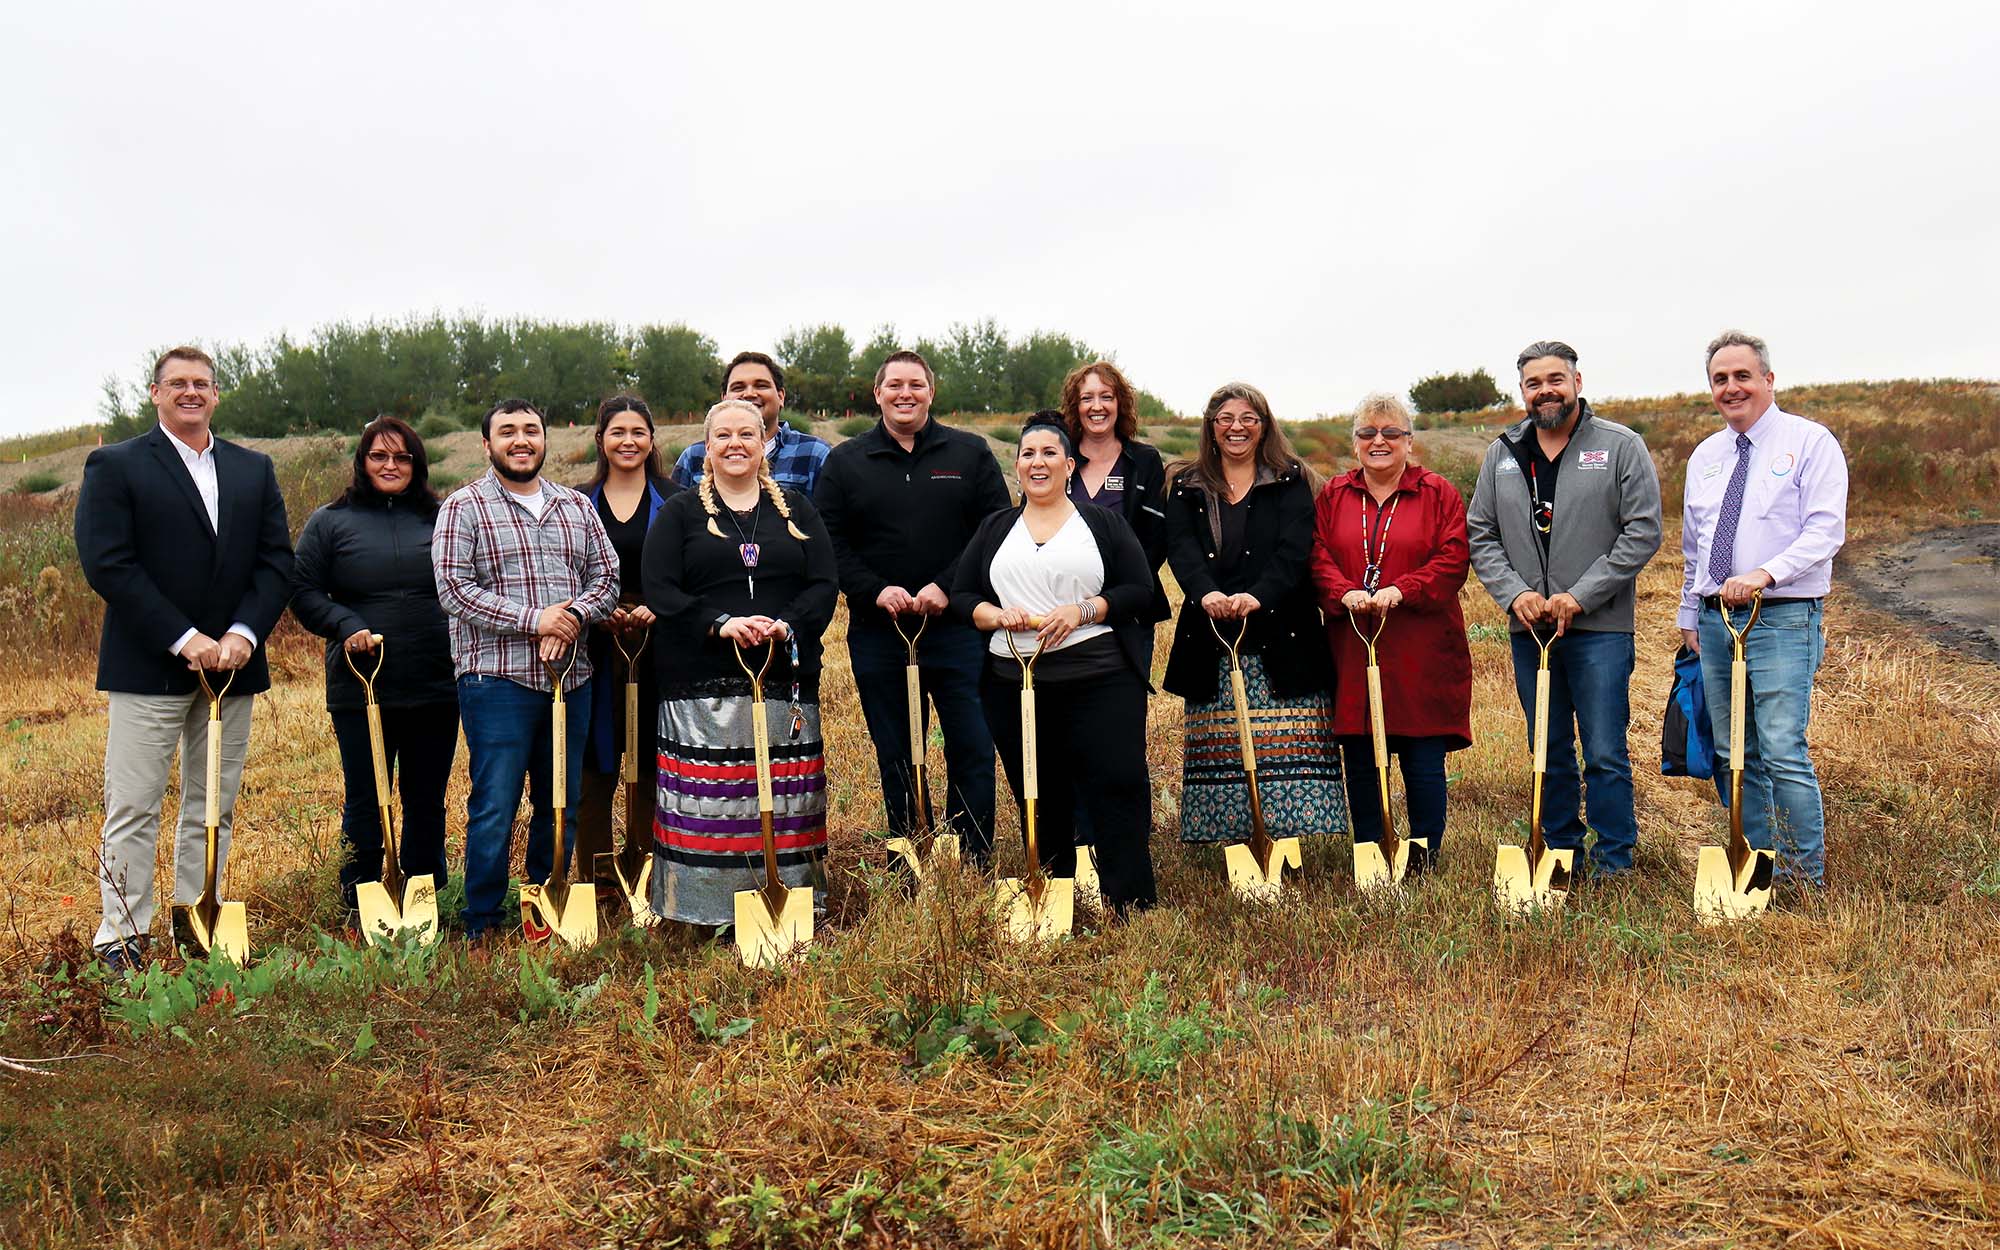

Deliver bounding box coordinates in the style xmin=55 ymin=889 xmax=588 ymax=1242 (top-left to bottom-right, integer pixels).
xmin=431 ymin=471 xmax=619 ymax=691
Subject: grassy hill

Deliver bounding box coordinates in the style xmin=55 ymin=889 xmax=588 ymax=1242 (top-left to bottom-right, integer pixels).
xmin=0 ymin=381 xmax=1994 ymax=1248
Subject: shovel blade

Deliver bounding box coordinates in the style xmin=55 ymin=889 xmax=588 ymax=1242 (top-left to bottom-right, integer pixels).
xmin=996 ymin=876 xmax=1074 ymax=943
xmin=1224 ymin=837 xmax=1301 ymax=902
xmin=883 ymin=836 xmax=925 ymax=883
xmin=932 ymin=833 xmax=961 ymax=863
xmin=179 ymin=899 xmax=249 ymax=964
xmin=1693 ymin=845 xmax=1774 ymax=925
xmin=1353 ymin=836 xmax=1417 ymax=891
xmin=733 ymin=885 xmax=813 ymax=968
xmin=1493 ymin=845 xmax=1572 ymax=915
xmin=356 ymin=874 xmax=441 ymax=946
xmin=597 ymin=853 xmax=660 ymax=928
xmin=1074 ymin=845 xmax=1102 ymax=903
xmin=521 ymin=882 xmax=600 ymax=950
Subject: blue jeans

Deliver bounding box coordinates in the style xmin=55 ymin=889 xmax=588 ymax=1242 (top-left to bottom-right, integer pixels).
xmin=457 ymin=674 xmax=592 ymax=937
xmin=1698 ymin=599 xmax=1827 ymax=885
xmin=1509 ymin=629 xmax=1638 ymax=875
xmin=848 ymin=618 xmax=997 ymax=863
xmin=1339 ymin=734 xmax=1450 ymax=870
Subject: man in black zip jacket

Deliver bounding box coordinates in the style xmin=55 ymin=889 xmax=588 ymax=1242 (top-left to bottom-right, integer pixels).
xmin=816 ymin=349 xmax=1012 ymax=863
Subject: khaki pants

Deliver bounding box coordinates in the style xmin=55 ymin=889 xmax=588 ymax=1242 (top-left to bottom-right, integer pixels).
xmin=95 ymin=690 xmax=255 ymax=946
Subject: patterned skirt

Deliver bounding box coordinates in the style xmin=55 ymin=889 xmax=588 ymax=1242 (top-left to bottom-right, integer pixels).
xmin=1180 ymin=653 xmax=1348 ymax=843
xmin=652 ymin=687 xmax=827 ymax=926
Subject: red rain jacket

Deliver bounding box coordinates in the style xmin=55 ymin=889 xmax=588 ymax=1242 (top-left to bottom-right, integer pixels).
xmin=1309 ymin=464 xmax=1473 ymax=748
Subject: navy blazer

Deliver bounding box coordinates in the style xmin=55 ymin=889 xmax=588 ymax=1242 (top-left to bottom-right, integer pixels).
xmin=75 ymin=425 xmax=295 ymax=696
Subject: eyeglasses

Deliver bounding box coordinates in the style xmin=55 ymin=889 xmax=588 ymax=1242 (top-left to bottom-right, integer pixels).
xmin=1211 ymin=414 xmax=1263 ymax=429
xmin=366 ymin=451 xmax=415 ymax=466
xmin=1353 ymin=427 xmax=1409 ymax=442
xmin=157 ymin=378 xmax=215 ymax=394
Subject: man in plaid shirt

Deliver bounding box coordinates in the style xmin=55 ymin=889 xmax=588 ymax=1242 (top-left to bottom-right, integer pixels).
xmin=671 ymin=350 xmax=831 ymax=494
xmin=433 ymin=398 xmax=620 ymax=938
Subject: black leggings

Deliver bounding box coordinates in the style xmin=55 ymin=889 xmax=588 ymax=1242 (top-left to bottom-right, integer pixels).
xmin=328 ymin=701 xmax=459 ymax=908
xmin=980 ymin=663 xmax=1156 ymax=911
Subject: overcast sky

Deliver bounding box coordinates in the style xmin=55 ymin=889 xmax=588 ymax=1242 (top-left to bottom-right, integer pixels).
xmin=6 ymin=0 xmax=1996 ymax=437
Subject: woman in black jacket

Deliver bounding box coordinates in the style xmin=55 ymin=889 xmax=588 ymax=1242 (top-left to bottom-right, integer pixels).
xmin=952 ymin=414 xmax=1157 ymax=911
xmin=641 ymin=400 xmax=839 ymax=928
xmin=1163 ymin=383 xmax=1348 ymax=848
xmin=291 ymin=416 xmax=458 ymax=919
xmin=1061 ymin=361 xmax=1171 ymax=644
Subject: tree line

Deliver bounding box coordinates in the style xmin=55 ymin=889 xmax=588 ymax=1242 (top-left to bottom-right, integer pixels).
xmin=98 ymin=315 xmax=1175 ymax=440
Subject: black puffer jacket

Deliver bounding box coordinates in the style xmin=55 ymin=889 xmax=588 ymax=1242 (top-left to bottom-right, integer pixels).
xmin=291 ymin=493 xmax=457 ymax=710
xmin=1161 ymin=465 xmax=1334 ymax=703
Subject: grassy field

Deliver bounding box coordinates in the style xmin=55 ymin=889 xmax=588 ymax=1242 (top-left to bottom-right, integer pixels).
xmin=0 ymin=382 xmax=1995 ymax=1248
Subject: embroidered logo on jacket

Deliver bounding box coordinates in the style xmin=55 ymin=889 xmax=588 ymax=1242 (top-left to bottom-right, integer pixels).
xmin=929 ymin=470 xmax=962 ymax=480
xmin=1770 ymin=452 xmax=1796 ymax=477
xmin=1578 ymin=449 xmax=1609 ymax=468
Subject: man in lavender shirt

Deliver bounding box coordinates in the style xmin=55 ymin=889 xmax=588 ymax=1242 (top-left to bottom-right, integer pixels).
xmin=1678 ymin=330 xmax=1848 ymax=888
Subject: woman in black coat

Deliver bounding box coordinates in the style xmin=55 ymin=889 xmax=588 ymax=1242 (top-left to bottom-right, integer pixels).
xmin=952 ymin=414 xmax=1157 ymax=911
xmin=1060 ymin=361 xmax=1172 ymax=643
xmin=1162 ymin=383 xmax=1349 ymax=848
xmin=291 ymin=416 xmax=458 ymax=918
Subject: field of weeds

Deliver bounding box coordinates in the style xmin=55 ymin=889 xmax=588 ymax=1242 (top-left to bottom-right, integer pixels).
xmin=0 ymin=382 xmax=1995 ymax=1248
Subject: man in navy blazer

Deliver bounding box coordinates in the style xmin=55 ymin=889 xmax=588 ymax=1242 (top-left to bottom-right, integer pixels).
xmin=75 ymin=346 xmax=294 ymax=966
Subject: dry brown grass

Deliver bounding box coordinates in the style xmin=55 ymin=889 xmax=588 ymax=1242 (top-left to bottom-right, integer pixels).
xmin=1 ymin=383 xmax=1996 ymax=1248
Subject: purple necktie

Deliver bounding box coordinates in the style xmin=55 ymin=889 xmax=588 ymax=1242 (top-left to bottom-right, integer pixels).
xmin=1706 ymin=432 xmax=1753 ymax=583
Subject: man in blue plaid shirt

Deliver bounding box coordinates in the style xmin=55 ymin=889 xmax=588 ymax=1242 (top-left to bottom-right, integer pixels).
xmin=671 ymin=350 xmax=831 ymax=494
xmin=433 ymin=397 xmax=620 ymax=938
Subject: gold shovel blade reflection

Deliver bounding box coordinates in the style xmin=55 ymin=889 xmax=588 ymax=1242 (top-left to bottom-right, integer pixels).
xmin=1074 ymin=845 xmax=1103 ymax=903
xmin=596 ymin=852 xmax=660 ymax=928
xmin=997 ymin=875 xmax=1074 ymax=943
xmin=356 ymin=873 xmax=440 ymax=944
xmin=1693 ymin=845 xmax=1774 ymax=925
xmin=1492 ymin=846 xmax=1573 ymax=914
xmin=177 ymin=900 xmax=249 ymax=965
xmin=1353 ymin=836 xmax=1427 ymax=892
xmin=1224 ymin=837 xmax=1301 ymax=902
xmin=520 ymin=881 xmax=600 ymax=950
xmin=734 ymin=885 xmax=813 ymax=968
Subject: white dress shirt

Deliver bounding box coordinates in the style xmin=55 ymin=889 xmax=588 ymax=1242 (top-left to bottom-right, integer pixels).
xmin=160 ymin=423 xmax=259 ymax=657
xmin=1677 ymin=404 xmax=1848 ymax=629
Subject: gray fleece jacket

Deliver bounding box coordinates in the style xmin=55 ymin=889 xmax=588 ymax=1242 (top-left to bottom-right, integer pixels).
xmin=1466 ymin=401 xmax=1662 ymax=633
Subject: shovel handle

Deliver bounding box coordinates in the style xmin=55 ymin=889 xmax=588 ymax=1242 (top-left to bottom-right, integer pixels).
xmin=893 ymin=610 xmax=928 ymax=657
xmin=194 ymin=666 xmax=236 ymax=828
xmin=342 ymin=633 xmax=387 ymax=693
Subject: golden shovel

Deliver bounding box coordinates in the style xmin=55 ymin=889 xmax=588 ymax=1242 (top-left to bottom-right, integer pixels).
xmin=882 ymin=612 xmax=962 ymax=880
xmin=520 ymin=646 xmax=599 ymax=949
xmin=596 ymin=620 xmax=659 ymax=927
xmin=175 ymin=666 xmax=249 ymax=963
xmin=1349 ymin=609 xmax=1427 ymax=889
xmin=344 ymin=635 xmax=440 ymax=944
xmin=1492 ymin=619 xmax=1573 ymax=913
xmin=1693 ymin=593 xmax=1776 ymax=924
xmin=732 ymin=637 xmax=814 ymax=968
xmin=1212 ymin=615 xmax=1301 ymax=901
xmin=996 ymin=622 xmax=1075 ymax=942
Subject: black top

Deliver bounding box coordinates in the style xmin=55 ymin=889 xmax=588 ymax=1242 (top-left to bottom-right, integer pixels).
xmin=1524 ymin=434 xmax=1560 ymax=554
xmin=1076 ymin=439 xmax=1170 ymax=623
xmin=949 ymin=502 xmax=1156 ymax=688
xmin=1161 ymin=466 xmax=1334 ymax=703
xmin=597 ymin=491 xmax=650 ymax=599
xmin=815 ymin=417 xmax=1013 ymax=638
xmin=1217 ymin=495 xmax=1250 ymax=578
xmin=641 ymin=487 xmax=839 ymax=697
xmin=75 ymin=426 xmax=295 ymax=696
xmin=1070 ymin=448 xmax=1129 ymax=511
xmin=291 ymin=492 xmax=457 ymax=710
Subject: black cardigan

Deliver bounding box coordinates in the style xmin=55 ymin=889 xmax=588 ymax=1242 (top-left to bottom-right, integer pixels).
xmin=1161 ymin=466 xmax=1334 ymax=702
xmin=641 ymin=487 xmax=839 ymax=696
xmin=1096 ymin=439 xmax=1171 ymax=623
xmin=290 ymin=493 xmax=457 ymax=710
xmin=948 ymin=502 xmax=1155 ymax=686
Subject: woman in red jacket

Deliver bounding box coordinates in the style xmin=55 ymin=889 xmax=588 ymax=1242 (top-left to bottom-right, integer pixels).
xmin=1309 ymin=394 xmax=1472 ymax=874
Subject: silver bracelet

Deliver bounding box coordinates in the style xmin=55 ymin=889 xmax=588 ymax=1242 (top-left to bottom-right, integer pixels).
xmin=1078 ymin=598 xmax=1096 ymax=626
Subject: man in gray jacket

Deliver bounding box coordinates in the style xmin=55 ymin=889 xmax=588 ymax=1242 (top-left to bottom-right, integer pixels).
xmin=1468 ymin=341 xmax=1662 ymax=877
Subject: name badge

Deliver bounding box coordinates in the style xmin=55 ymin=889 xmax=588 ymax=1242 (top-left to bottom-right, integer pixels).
xmin=1103 ymin=475 xmax=1124 ymax=491
xmin=1701 ymin=462 xmax=1723 ymax=482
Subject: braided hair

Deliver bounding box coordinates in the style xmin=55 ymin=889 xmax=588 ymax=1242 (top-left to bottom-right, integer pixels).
xmin=697 ymin=399 xmax=811 ymax=541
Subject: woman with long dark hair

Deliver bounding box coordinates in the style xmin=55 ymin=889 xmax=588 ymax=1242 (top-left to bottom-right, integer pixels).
xmin=1161 ymin=383 xmax=1348 ymax=851
xmin=575 ymin=394 xmax=679 ymax=901
xmin=291 ymin=415 xmax=457 ymax=923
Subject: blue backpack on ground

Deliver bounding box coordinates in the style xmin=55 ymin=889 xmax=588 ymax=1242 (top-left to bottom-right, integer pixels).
xmin=1661 ymin=645 xmax=1718 ymax=780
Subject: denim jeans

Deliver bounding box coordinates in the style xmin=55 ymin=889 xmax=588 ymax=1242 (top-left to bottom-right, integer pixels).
xmin=1509 ymin=628 xmax=1638 ymax=875
xmin=1698 ymin=598 xmax=1827 ymax=885
xmin=848 ymin=618 xmax=997 ymax=863
xmin=1339 ymin=734 xmax=1450 ymax=870
xmin=456 ymin=674 xmax=591 ymax=937
xmin=327 ymin=701 xmax=458 ymax=910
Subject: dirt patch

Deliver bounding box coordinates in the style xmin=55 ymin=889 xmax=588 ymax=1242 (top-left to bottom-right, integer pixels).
xmin=1846 ymin=523 xmax=2000 ymax=663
